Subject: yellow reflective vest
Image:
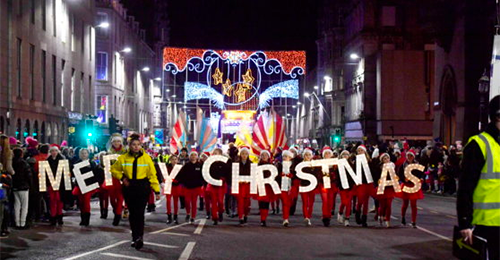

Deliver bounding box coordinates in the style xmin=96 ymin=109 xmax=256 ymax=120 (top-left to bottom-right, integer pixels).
xmin=110 ymin=150 xmax=160 ymax=193
xmin=467 ymin=132 xmax=500 ymax=226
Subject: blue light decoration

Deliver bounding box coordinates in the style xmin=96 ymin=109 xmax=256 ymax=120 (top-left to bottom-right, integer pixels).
xmin=184 ymin=82 xmax=225 ymax=109
xmin=258 ymin=80 xmax=299 ymax=109
xmin=163 ymin=48 xmax=305 ymax=109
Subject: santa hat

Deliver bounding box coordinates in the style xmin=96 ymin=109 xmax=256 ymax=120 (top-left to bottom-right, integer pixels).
xmin=25 ymin=137 xmax=38 ymax=149
xmin=9 ymin=137 xmax=17 ymax=146
xmin=189 ymin=148 xmax=198 ymax=156
xmin=406 ymin=149 xmax=416 ymax=158
xmin=394 ymin=148 xmax=401 ymax=154
xmin=321 ymin=146 xmax=333 ymax=157
xmin=289 ymin=146 xmax=298 ymax=153
xmin=111 ymin=133 xmax=123 ymax=143
xmin=200 ymin=151 xmax=210 ymax=158
xmin=371 ymin=148 xmax=380 ymax=159
xmin=239 ymin=146 xmax=251 ymax=154
xmin=282 ymin=150 xmax=293 ymax=158
xmin=60 ymin=140 xmax=68 ymax=147
xmin=340 ymin=150 xmax=350 ymax=158
xmin=303 ymin=147 xmax=313 ymax=156
xmin=380 ymin=153 xmax=390 ymax=160
xmin=49 ymin=143 xmax=61 ymax=152
xmin=260 ymin=150 xmax=271 ymax=157
xmin=357 ymin=145 xmax=367 ymax=152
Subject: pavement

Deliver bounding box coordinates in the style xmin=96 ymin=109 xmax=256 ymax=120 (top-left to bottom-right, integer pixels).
xmin=0 ymin=193 xmax=457 ymax=260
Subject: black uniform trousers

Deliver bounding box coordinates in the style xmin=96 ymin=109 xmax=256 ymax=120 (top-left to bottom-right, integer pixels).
xmin=122 ymin=179 xmax=150 ymax=241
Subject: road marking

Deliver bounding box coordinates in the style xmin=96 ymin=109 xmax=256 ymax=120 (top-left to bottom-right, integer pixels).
xmin=194 ymin=219 xmax=206 ymax=234
xmin=178 ymin=242 xmax=196 ymax=260
xmin=161 ymin=232 xmax=190 ymax=237
xmin=416 ymin=226 xmax=452 ymax=241
xmin=101 ymin=252 xmax=153 ymax=260
xmin=390 ymin=216 xmax=398 ymax=220
xmin=429 ymin=210 xmax=439 ymax=214
xmin=63 ymin=240 xmax=128 ymax=260
xmin=446 ymin=215 xmax=457 ymax=219
xmin=150 ymin=222 xmax=190 ymax=234
xmin=143 ymin=241 xmax=179 ymax=248
xmin=417 ymin=207 xmax=423 ymax=210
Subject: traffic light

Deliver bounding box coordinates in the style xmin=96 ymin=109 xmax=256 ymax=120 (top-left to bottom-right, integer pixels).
xmin=333 ymin=135 xmax=340 ymax=142
xmin=332 ymin=128 xmax=342 ymax=145
xmin=85 ymin=120 xmax=94 ymax=138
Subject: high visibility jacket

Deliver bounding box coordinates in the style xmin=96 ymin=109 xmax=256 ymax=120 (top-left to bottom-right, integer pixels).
xmin=468 ymin=132 xmax=500 ymax=226
xmin=110 ymin=150 xmax=160 ymax=193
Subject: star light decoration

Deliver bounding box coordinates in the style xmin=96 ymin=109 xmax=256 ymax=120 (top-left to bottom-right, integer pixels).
xmin=222 ymin=79 xmax=233 ymax=97
xmin=235 ymin=84 xmax=248 ymax=102
xmin=212 ymin=67 xmax=223 ymax=85
xmin=242 ymin=69 xmax=255 ymax=86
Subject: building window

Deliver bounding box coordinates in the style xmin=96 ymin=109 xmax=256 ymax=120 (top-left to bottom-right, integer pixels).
xmin=381 ymin=6 xmax=396 ymax=27
xmin=61 ymin=59 xmax=66 ymax=107
xmin=96 ymin=12 xmax=109 ymax=38
xmin=71 ymin=14 xmax=75 ymax=51
xmin=52 ymin=55 xmax=57 ymax=105
xmin=89 ymin=26 xmax=93 ymax=60
xmin=42 ymin=50 xmax=46 ymax=102
xmin=30 ymin=44 xmax=35 ymax=100
xmin=96 ymin=52 xmax=108 ymax=81
xmin=17 ymin=38 xmax=22 ymax=98
xmin=89 ymin=75 xmax=92 ymax=108
xmin=41 ymin=0 xmax=46 ymax=30
xmin=52 ymin=0 xmax=56 ymax=36
xmin=96 ymin=95 xmax=108 ymax=124
xmin=30 ymin=0 xmax=35 ymax=24
xmin=71 ymin=68 xmax=75 ymax=111
xmin=80 ymin=72 xmax=84 ymax=112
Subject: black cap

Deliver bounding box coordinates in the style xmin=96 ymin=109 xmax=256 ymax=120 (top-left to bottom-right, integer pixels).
xmin=490 ymin=95 xmax=500 ymax=121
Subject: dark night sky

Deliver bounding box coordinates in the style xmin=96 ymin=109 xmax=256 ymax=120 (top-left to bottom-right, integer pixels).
xmin=121 ymin=0 xmax=320 ymax=69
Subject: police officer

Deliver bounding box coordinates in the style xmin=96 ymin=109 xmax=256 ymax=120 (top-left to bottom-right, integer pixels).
xmin=111 ymin=133 xmax=160 ymax=250
xmin=458 ymin=95 xmax=500 ymax=260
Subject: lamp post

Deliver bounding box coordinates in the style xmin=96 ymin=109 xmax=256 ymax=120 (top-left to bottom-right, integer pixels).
xmin=478 ymin=70 xmax=490 ymax=131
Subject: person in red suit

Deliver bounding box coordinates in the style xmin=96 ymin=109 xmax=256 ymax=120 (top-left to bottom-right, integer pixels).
xmin=107 ymin=134 xmax=127 ymax=226
xmin=337 ymin=150 xmax=355 ymax=226
xmin=397 ymin=149 xmax=424 ymax=228
xmin=72 ymin=148 xmax=98 ymax=226
xmin=235 ymin=146 xmax=252 ymax=226
xmin=206 ymin=148 xmax=230 ymax=225
xmin=276 ymin=150 xmax=294 ymax=226
xmin=175 ymin=149 xmax=205 ymax=223
xmin=319 ymin=146 xmax=338 ymax=227
xmin=377 ymin=153 xmax=399 ymax=227
xmin=46 ymin=145 xmax=66 ymax=226
xmin=199 ymin=152 xmax=211 ymax=220
xmin=165 ymin=155 xmax=181 ymax=224
xmin=300 ymin=148 xmax=320 ymax=226
xmin=256 ymin=150 xmax=277 ymax=227
xmin=354 ymin=145 xmax=374 ymax=227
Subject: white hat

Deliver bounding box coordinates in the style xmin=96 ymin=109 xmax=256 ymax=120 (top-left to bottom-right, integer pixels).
xmin=282 ymin=150 xmax=293 ymax=158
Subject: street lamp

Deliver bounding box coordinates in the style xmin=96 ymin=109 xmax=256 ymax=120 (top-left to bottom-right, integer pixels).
xmin=141 ymin=67 xmax=150 ymax=72
xmin=154 ymin=77 xmax=161 ymax=81
xmin=297 ymin=101 xmax=302 ymax=105
xmin=97 ymin=22 xmax=109 ymax=28
xmin=350 ymin=53 xmax=360 ymax=60
xmin=478 ymin=70 xmax=490 ymax=131
xmin=304 ymin=92 xmax=310 ymax=98
xmin=313 ymin=86 xmax=319 ymax=90
xmin=121 ymin=47 xmax=132 ymax=53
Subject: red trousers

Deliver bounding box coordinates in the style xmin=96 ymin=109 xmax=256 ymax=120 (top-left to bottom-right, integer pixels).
xmin=48 ymin=187 xmax=63 ymax=217
xmin=320 ymin=184 xmax=337 ymax=218
xmin=184 ymin=187 xmax=202 ymax=219
xmin=280 ymin=191 xmax=291 ymax=220
xmin=78 ymin=192 xmax=92 ymax=213
xmin=109 ymin=178 xmax=124 ymax=215
xmin=339 ymin=189 xmax=353 ymax=218
xmin=379 ymin=198 xmax=393 ymax=221
xmin=236 ymin=183 xmax=251 ymax=219
xmin=148 ymin=188 xmax=155 ymax=204
xmin=208 ymin=184 xmax=226 ymax=221
xmin=355 ymin=184 xmax=371 ymax=215
xmin=203 ymin=186 xmax=211 ymax=213
xmin=401 ymin=199 xmax=418 ymax=223
xmin=300 ymin=191 xmax=316 ymax=219
xmin=166 ymin=185 xmax=181 ymax=215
